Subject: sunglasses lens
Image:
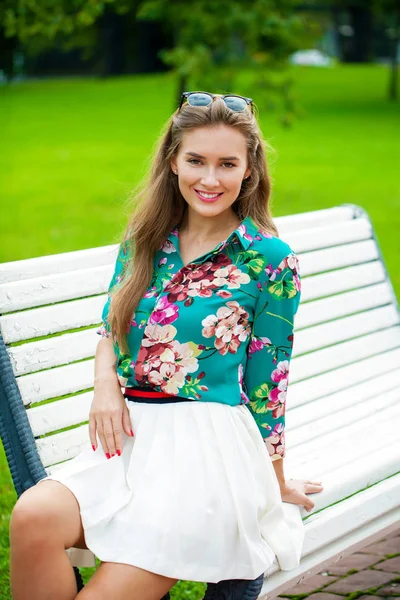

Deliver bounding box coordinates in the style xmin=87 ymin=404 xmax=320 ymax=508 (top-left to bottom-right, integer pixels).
xmin=187 ymin=93 xmax=213 ymax=107
xmin=224 ymin=96 xmax=248 ymax=112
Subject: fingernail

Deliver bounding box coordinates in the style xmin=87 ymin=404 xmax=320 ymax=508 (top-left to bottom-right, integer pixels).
xmin=92 ymin=445 xmax=96 ymax=451
xmin=111 ymin=453 xmax=115 ymax=457
xmin=117 ymin=449 xmax=121 ymax=456
xmin=130 ymin=429 xmax=134 ymax=436
xmin=106 ymin=452 xmax=110 ymax=459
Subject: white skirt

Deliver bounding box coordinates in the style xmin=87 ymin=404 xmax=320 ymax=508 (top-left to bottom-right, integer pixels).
xmin=38 ymin=398 xmax=305 ymax=583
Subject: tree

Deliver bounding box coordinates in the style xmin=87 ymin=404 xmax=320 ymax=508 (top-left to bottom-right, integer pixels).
xmin=328 ymin=0 xmax=399 ymax=100
xmin=1 ymin=0 xmax=322 ymax=123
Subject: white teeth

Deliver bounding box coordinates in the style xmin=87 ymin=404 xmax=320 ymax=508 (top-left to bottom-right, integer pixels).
xmin=196 ymin=191 xmax=220 ymax=198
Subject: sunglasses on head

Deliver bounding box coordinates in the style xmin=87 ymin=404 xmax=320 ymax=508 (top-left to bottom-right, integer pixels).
xmin=179 ymin=91 xmax=254 ymax=114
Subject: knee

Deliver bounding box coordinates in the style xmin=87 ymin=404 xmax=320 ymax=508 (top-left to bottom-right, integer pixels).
xmin=10 ymin=487 xmax=56 ymax=546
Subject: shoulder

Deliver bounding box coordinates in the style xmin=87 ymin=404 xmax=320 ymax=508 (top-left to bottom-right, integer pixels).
xmin=249 ymin=225 xmax=296 ymax=271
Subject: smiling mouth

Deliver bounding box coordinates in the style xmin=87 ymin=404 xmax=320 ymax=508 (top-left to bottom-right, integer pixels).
xmin=194 ymin=189 xmax=223 ymax=199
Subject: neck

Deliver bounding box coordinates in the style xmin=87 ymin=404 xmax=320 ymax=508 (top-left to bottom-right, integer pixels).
xmin=179 ymin=207 xmax=240 ymax=240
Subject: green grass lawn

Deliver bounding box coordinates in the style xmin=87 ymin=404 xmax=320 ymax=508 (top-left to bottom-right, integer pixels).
xmin=0 ymin=64 xmax=399 ymax=598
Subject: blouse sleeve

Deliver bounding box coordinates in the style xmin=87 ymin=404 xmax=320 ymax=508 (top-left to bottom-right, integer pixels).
xmin=243 ymin=251 xmax=301 ymax=462
xmin=96 ymin=239 xmax=130 ymax=339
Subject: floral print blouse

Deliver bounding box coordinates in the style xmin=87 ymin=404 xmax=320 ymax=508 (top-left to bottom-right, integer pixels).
xmin=97 ymin=215 xmax=301 ymax=462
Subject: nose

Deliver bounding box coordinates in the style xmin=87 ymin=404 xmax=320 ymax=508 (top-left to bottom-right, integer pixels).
xmin=200 ymin=167 xmax=219 ymax=188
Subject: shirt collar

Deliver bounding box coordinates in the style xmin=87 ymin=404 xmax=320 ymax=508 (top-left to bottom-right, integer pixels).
xmin=166 ymin=215 xmax=259 ymax=252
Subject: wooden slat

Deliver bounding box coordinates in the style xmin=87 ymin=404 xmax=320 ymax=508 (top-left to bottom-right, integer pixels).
xmin=291 ymin=326 xmax=400 ymax=382
xmin=0 ymin=228 xmax=379 ymax=314
xmin=36 ymin=424 xmax=90 ymax=467
xmin=295 ymin=305 xmax=399 ymax=356
xmin=0 ymin=264 xmax=112 ymax=313
xmin=287 ymin=347 xmax=400 ymax=409
xmin=287 ymin=368 xmax=400 ymax=433
xmin=0 ymin=295 xmax=107 ymax=344
xmin=0 ymin=261 xmax=389 ymax=345
xmin=300 ymin=262 xmax=386 ymax=302
xmin=288 ymin=401 xmax=400 ymax=476
xmin=299 ymin=240 xmax=379 ymax=277
xmin=289 ymin=386 xmax=400 ymax=451
xmin=0 ymin=244 xmax=118 ymax=285
xmin=38 ymin=394 xmax=400 ymax=472
xmin=15 ymin=324 xmax=400 ymax=405
xmin=17 ymin=359 xmax=95 ymax=405
xmin=1 ymin=205 xmax=357 ymax=286
xmin=27 ymin=392 xmax=92 ymax=437
xmin=28 ymin=364 xmax=400 ymax=439
xmin=296 ymin=282 xmax=394 ymax=329
xmin=12 ymin=303 xmax=397 ymax=377
xmin=275 ymin=205 xmax=358 ymax=234
xmin=284 ymin=217 xmax=372 ymax=254
xmin=294 ymin=440 xmax=400 ymax=510
xmin=9 ymin=329 xmax=99 ymax=376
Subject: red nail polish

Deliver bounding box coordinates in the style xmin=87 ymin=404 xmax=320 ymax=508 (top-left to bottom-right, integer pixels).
xmin=117 ymin=449 xmax=121 ymax=456
xmin=130 ymin=429 xmax=134 ymax=436
xmin=92 ymin=445 xmax=96 ymax=451
xmin=106 ymin=452 xmax=110 ymax=459
xmin=111 ymin=453 xmax=115 ymax=457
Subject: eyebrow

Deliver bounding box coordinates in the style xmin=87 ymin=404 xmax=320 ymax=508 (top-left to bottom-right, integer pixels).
xmin=184 ymin=151 xmax=240 ymax=161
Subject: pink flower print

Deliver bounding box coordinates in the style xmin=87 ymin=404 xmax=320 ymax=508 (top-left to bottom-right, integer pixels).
xmin=148 ymin=364 xmax=185 ymax=394
xmin=259 ymin=229 xmax=273 ymax=239
xmin=149 ymin=296 xmax=179 ymax=326
xmin=268 ymin=361 xmax=289 ymax=418
xmin=147 ymin=339 xmax=198 ymax=394
xmin=141 ymin=323 xmax=177 ymax=347
xmin=130 ymin=312 xmax=138 ymax=328
xmin=237 ymin=224 xmax=254 ymax=243
xmin=135 ymin=344 xmax=163 ymax=381
xmin=202 ymin=301 xmax=251 ymax=355
xmin=238 ymin=363 xmax=249 ymax=404
xmin=271 ymin=360 xmax=289 ymax=383
xmin=213 ymin=265 xmax=250 ymax=289
xmin=264 ymin=424 xmax=285 ymax=459
xmin=144 ymin=285 xmax=158 ymax=298
xmin=265 ymin=263 xmax=276 ymax=280
xmin=248 ymin=335 xmax=272 ymax=356
xmin=216 ymin=290 xmax=233 ymax=299
xmin=158 ymin=257 xmax=167 ymax=267
xmin=187 ymin=277 xmax=215 ymax=298
xmin=161 ymin=239 xmax=177 ymax=254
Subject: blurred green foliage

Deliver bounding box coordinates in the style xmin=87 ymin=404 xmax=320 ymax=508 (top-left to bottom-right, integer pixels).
xmin=1 ymin=0 xmax=323 ymax=122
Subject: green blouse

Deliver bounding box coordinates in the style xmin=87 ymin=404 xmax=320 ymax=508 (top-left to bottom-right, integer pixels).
xmin=97 ymin=215 xmax=301 ymax=462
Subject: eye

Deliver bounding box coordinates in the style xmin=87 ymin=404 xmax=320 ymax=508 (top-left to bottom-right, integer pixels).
xmin=222 ymin=162 xmax=236 ymax=168
xmin=187 ymin=158 xmax=202 ymax=165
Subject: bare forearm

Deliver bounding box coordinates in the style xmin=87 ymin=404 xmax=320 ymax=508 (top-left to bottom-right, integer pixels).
xmin=94 ymin=337 xmax=119 ymax=386
xmin=272 ymin=457 xmax=286 ymax=490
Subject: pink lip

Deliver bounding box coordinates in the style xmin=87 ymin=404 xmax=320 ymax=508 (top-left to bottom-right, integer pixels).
xmin=194 ymin=189 xmax=223 ymax=203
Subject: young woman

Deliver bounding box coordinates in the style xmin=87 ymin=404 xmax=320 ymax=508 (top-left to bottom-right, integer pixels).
xmin=10 ymin=92 xmax=323 ymax=600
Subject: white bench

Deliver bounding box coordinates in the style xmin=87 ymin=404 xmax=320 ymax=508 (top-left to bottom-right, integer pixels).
xmin=1 ymin=203 xmax=399 ymax=599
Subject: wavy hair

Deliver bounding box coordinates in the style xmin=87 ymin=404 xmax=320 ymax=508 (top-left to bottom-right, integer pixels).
xmin=108 ymin=96 xmax=278 ymax=354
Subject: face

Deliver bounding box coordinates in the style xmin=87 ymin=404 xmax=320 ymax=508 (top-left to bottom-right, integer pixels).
xmin=170 ymin=124 xmax=251 ymax=219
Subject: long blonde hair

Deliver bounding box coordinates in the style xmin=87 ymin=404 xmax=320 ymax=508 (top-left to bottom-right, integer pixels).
xmin=108 ymin=96 xmax=278 ymax=355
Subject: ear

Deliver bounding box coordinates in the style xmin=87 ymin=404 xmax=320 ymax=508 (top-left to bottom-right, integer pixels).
xmin=170 ymin=155 xmax=178 ymax=174
xmin=244 ymin=166 xmax=251 ymax=179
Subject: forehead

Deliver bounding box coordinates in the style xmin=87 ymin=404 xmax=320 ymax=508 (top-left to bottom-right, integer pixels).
xmin=179 ymin=125 xmax=247 ymax=157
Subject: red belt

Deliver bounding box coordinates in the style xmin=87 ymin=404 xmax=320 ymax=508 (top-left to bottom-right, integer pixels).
xmin=124 ymin=387 xmax=175 ymax=398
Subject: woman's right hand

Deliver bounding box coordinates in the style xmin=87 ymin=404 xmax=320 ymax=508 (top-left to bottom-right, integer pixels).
xmin=89 ymin=372 xmax=134 ymax=458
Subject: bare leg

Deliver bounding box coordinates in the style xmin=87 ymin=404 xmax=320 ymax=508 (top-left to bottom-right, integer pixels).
xmin=9 ymin=479 xmax=88 ymax=600
xmin=77 ymin=562 xmax=178 ymax=600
